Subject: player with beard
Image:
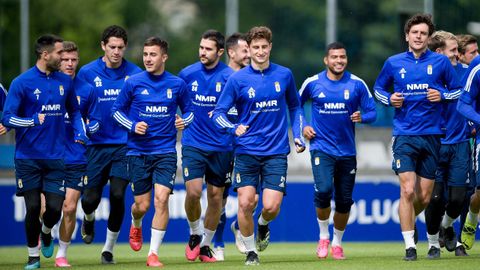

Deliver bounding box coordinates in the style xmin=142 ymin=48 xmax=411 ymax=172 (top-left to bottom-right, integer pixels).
xmin=299 ymin=42 xmax=376 ymax=260
xmin=2 ymin=34 xmax=87 ymax=269
xmin=179 ymin=30 xmax=234 ymax=263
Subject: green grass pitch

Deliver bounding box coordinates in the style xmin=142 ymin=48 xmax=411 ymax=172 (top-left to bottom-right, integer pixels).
xmin=1 ymin=242 xmax=479 ymax=269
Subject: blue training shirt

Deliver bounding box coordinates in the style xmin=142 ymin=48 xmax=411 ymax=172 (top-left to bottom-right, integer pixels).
xmin=2 ymin=65 xmax=87 ymax=159
xmin=457 ymin=56 xmax=480 ymax=139
xmin=213 ymin=63 xmax=304 ymax=156
xmin=179 ymin=61 xmax=234 ymax=151
xmin=77 ymin=57 xmax=142 ymax=145
xmin=299 ymin=71 xmax=377 ymax=156
xmin=374 ymin=50 xmax=462 ymax=136
xmin=64 ymin=77 xmax=100 ymax=164
xmin=440 ymin=63 xmax=470 ymax=144
xmin=111 ymin=70 xmax=194 ymax=156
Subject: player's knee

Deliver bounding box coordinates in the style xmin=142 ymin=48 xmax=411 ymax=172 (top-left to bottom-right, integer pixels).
xmin=335 ymin=200 xmax=353 ymax=214
xmin=262 ymin=201 xmax=281 ymax=216
xmin=154 ymin=192 xmax=169 ymax=208
xmin=46 ymin=194 xmax=64 ymax=218
xmin=420 ymin=191 xmax=432 ymax=206
xmin=449 ymin=187 xmax=467 ymax=209
xmin=186 ymin=188 xmax=202 ymax=202
xmin=81 ymin=189 xmax=101 ymax=213
xmin=238 ymin=198 xmax=256 ymax=214
xmin=429 ymin=190 xmax=443 ymax=206
xmin=471 ymin=190 xmax=480 ymax=203
xmin=314 ymin=192 xmax=332 ymax=209
xmin=110 ymin=187 xmax=126 ymax=203
xmin=25 ymin=198 xmax=41 ymax=216
xmin=207 ymin=186 xmax=224 ymax=201
xmin=62 ymin=201 xmax=77 ymax=218
xmin=400 ymin=187 xmax=415 ymax=201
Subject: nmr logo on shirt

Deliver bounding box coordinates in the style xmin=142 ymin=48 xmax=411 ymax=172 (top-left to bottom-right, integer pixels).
xmin=195 ymin=94 xmax=216 ymax=103
xmin=42 ymin=104 xmax=61 ymax=111
xmin=324 ymin=102 xmax=345 ymax=110
xmin=146 ymin=106 xmax=168 ymax=113
xmin=406 ymin=83 xmax=429 ymax=90
xmin=256 ymin=100 xmax=278 ymax=108
xmin=104 ymin=89 xmax=121 ymax=96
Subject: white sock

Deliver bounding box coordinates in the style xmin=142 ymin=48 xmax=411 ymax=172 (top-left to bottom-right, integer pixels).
xmin=85 ymin=212 xmax=95 ymax=221
xmin=258 ymin=214 xmax=269 ymax=226
xmin=148 ymin=228 xmax=166 ymax=256
xmin=331 ymin=228 xmax=344 ymax=247
xmin=318 ymin=218 xmax=329 ymax=240
xmin=102 ymin=229 xmax=119 ymax=253
xmin=427 ymin=233 xmax=439 ymax=248
xmin=456 ymin=241 xmax=463 ymax=247
xmin=28 ymin=246 xmax=40 ymax=257
xmin=441 ymin=214 xmax=455 ymax=228
xmin=200 ymin=228 xmax=215 ymax=247
xmin=402 ymin=230 xmax=416 ymax=249
xmin=41 ymin=224 xmax=52 ymax=234
xmin=131 ymin=212 xmax=143 ymax=228
xmin=467 ymin=210 xmax=478 ymax=224
xmin=241 ymin=233 xmax=257 ymax=253
xmin=188 ymin=219 xmax=202 ymax=235
xmin=56 ymin=240 xmax=70 ymax=258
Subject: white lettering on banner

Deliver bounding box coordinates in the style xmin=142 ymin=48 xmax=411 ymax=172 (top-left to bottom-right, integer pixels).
xmin=13 ymin=195 xmax=24 ymax=222
xmin=167 ymin=189 xmax=238 ymax=219
xmin=13 ymin=195 xmax=110 ymax=222
xmin=327 ymin=199 xmax=425 ymax=225
xmin=14 ymin=191 xmax=237 ymax=224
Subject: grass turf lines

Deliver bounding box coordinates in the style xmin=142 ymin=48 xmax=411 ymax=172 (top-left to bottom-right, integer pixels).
xmin=1 ymin=242 xmax=479 ymax=269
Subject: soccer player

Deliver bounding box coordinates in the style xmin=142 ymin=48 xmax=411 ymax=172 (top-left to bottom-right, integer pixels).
xmin=374 ymin=14 xmax=462 ymax=261
xmin=300 ymin=42 xmax=376 ymax=260
xmin=179 ymin=30 xmax=234 ymax=263
xmin=112 ymin=36 xmax=193 ymax=267
xmin=456 ymin=34 xmax=479 ymax=251
xmin=225 ymin=32 xmax=250 ymax=71
xmin=213 ymin=26 xmax=305 ymax=265
xmin=457 ymin=55 xmax=480 ymax=250
xmin=212 ymin=32 xmax=251 ymax=261
xmin=0 ymin=83 xmax=7 ymax=136
xmin=77 ymin=25 xmax=142 ymax=264
xmin=2 ymin=34 xmax=87 ymax=269
xmin=423 ymin=31 xmax=469 ymax=258
xmin=54 ymin=41 xmax=100 ymax=267
xmin=457 ymin=35 xmax=479 ymax=66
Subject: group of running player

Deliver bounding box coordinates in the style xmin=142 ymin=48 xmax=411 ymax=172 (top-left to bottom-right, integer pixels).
xmin=1 ymin=12 xmax=480 ymax=269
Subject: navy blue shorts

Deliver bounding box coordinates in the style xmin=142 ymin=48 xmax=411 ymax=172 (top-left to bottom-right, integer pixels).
xmin=233 ymin=154 xmax=288 ymax=194
xmin=65 ymin=163 xmax=87 ymax=191
xmin=85 ymin=144 xmax=128 ymax=189
xmin=310 ymin=150 xmax=356 ymax=212
xmin=181 ymin=146 xmax=233 ymax=187
xmin=128 ymin=153 xmax=177 ymax=196
xmin=392 ymin=135 xmax=440 ymax=179
xmin=15 ymin=159 xmax=65 ymax=197
xmin=435 ymin=142 xmax=470 ymax=187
